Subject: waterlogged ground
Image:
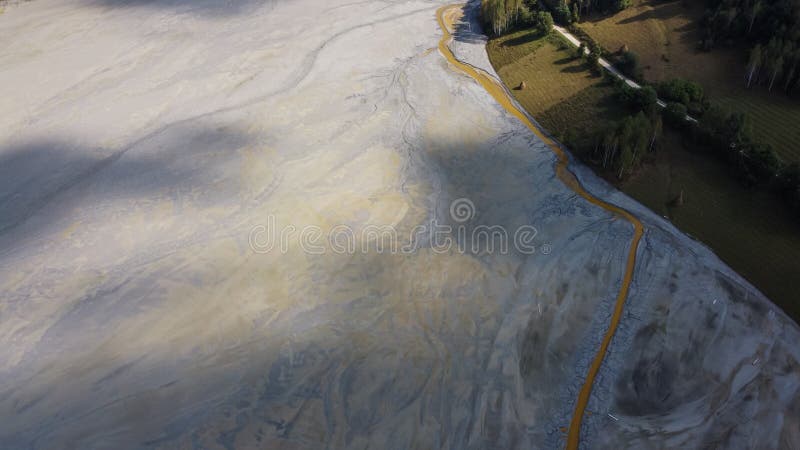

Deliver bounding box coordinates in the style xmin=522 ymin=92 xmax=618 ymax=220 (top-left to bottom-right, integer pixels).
xmin=0 ymin=1 xmax=798 ymax=449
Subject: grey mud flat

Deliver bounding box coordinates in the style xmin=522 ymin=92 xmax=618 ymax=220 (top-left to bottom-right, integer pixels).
xmin=0 ymin=1 xmax=798 ymax=449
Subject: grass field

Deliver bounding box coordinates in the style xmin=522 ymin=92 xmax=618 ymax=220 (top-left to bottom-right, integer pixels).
xmin=487 ymin=28 xmax=800 ymax=320
xmin=577 ymin=0 xmax=800 ymax=163
xmin=623 ymin=132 xmax=800 ymax=318
xmin=487 ymin=30 xmax=627 ymax=150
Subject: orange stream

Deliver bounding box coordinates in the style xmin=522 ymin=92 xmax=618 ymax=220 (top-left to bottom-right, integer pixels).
xmin=435 ymin=5 xmax=645 ymax=449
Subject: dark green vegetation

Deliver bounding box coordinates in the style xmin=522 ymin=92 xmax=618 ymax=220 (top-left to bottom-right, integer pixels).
xmin=487 ymin=29 xmax=655 ymax=180
xmin=624 ymin=130 xmax=800 ymax=319
xmin=481 ymin=0 xmax=553 ymax=36
xmin=546 ymin=0 xmax=633 ymax=24
xmin=481 ymin=0 xmax=633 ymax=35
xmin=486 ymin=30 xmax=629 ymax=150
xmin=575 ymin=0 xmax=800 ymax=164
xmin=702 ymin=0 xmax=800 ymax=95
xmin=657 ymin=78 xmax=707 ymax=114
xmin=568 ymin=0 xmax=800 ymax=219
xmin=614 ymin=75 xmax=800 ymax=220
xmin=485 ymin=8 xmax=800 ymax=320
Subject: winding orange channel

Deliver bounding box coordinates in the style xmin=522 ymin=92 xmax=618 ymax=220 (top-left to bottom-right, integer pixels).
xmin=435 ymin=4 xmax=645 ymax=449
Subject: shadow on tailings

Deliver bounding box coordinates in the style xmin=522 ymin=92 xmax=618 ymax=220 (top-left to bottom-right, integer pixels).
xmin=0 ymin=123 xmax=256 ymax=260
xmin=450 ymin=1 xmax=491 ymax=46
xmin=83 ymin=0 xmax=281 ymax=16
xmin=0 ymin=122 xmax=622 ymax=449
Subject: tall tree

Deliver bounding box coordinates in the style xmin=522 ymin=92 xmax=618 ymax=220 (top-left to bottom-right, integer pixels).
xmin=783 ymin=49 xmax=800 ymax=92
xmin=746 ymin=44 xmax=762 ymax=88
xmin=765 ymin=39 xmax=785 ymax=91
xmin=747 ymin=0 xmax=762 ymax=35
xmin=649 ymin=113 xmax=663 ymax=152
xmin=769 ymin=54 xmax=784 ymax=91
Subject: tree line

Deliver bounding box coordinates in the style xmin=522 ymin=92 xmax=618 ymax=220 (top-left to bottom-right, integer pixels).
xmin=480 ymin=0 xmax=800 ymax=220
xmin=481 ymin=0 xmax=553 ymax=36
xmin=481 ymin=0 xmax=632 ymax=36
xmin=589 ymin=77 xmax=662 ymax=179
xmin=665 ymin=97 xmax=800 ymax=217
xmin=591 ymin=111 xmax=661 ymax=179
xmin=542 ymin=0 xmax=632 ymax=26
xmin=591 ymin=76 xmax=800 ymax=220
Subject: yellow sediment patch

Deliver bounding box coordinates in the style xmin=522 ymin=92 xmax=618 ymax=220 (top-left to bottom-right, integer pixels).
xmin=435 ymin=5 xmax=645 ymax=449
xmin=61 ymin=220 xmax=81 ymax=239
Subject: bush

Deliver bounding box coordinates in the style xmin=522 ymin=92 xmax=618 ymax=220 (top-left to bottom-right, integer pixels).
xmin=636 ymin=86 xmax=658 ymax=113
xmin=687 ymin=99 xmax=710 ymax=117
xmin=518 ymin=4 xmax=535 ymax=27
xmin=615 ymin=0 xmax=632 ymax=11
xmin=657 ymin=79 xmax=704 ymax=106
xmin=587 ymin=50 xmax=601 ymax=72
xmin=536 ymin=11 xmax=554 ymax=34
xmin=616 ymin=83 xmax=658 ymax=114
xmin=576 ymin=41 xmax=586 ymax=58
xmin=664 ymin=102 xmax=688 ymax=127
xmin=553 ymin=1 xmax=572 ymax=25
xmin=617 ymin=84 xmax=637 ymax=104
xmin=617 ymin=50 xmax=643 ymax=80
xmin=748 ymin=142 xmax=782 ymax=182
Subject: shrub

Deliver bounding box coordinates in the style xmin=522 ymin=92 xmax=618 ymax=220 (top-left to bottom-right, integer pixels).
xmin=615 ymin=0 xmax=632 ymax=11
xmin=617 ymin=84 xmax=659 ymax=114
xmin=553 ymin=1 xmax=572 ymax=25
xmin=576 ymin=41 xmax=586 ymax=58
xmin=518 ymin=4 xmax=535 ymax=27
xmin=636 ymin=86 xmax=658 ymax=113
xmin=664 ymin=102 xmax=688 ymax=127
xmin=587 ymin=50 xmax=601 ymax=72
xmin=537 ymin=11 xmax=554 ymax=34
xmin=748 ymin=142 xmax=782 ymax=182
xmin=617 ymin=50 xmax=643 ymax=80
xmin=657 ymin=79 xmax=704 ymax=106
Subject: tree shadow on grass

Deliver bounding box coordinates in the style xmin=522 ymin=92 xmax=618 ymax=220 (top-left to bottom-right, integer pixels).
xmin=501 ymin=30 xmax=546 ymax=48
xmin=554 ymin=56 xmax=579 ymax=65
xmin=576 ymin=0 xmax=692 ymax=26
xmin=615 ymin=0 xmax=693 ymax=25
xmin=561 ymin=63 xmax=590 ymax=74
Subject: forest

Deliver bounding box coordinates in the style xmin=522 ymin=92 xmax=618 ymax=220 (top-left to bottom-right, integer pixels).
xmin=702 ymin=0 xmax=800 ymax=94
xmin=480 ymin=0 xmax=630 ymax=35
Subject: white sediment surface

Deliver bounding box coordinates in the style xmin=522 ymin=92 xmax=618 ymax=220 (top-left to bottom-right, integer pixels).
xmin=0 ymin=1 xmax=798 ymax=448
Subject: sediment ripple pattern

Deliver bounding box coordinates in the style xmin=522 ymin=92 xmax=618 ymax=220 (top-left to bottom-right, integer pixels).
xmin=0 ymin=1 xmax=798 ymax=449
